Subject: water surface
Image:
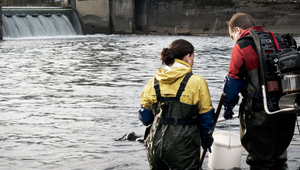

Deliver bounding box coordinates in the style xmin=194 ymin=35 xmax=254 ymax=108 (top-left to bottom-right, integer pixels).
xmin=0 ymin=35 xmax=299 ymax=170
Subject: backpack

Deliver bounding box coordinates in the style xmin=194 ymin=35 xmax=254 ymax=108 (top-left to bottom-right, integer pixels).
xmin=250 ymin=29 xmax=300 ymax=114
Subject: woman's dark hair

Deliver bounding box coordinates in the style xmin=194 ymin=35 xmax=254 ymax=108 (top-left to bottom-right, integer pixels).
xmin=161 ymin=39 xmax=194 ymax=66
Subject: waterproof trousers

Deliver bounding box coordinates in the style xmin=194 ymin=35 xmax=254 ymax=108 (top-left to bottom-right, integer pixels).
xmin=145 ymin=123 xmax=200 ymax=170
xmin=239 ymin=108 xmax=296 ymax=170
xmin=144 ymin=102 xmax=200 ymax=170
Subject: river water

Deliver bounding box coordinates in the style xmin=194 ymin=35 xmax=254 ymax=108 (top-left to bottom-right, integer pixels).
xmin=0 ymin=35 xmax=299 ymax=170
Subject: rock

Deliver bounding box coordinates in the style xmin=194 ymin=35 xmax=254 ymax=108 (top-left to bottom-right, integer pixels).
xmin=115 ymin=132 xmax=143 ymax=142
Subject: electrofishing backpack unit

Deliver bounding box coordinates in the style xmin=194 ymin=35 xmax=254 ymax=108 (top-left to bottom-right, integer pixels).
xmin=250 ymin=29 xmax=300 ymax=114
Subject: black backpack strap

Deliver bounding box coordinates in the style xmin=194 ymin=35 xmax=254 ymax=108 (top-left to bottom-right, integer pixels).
xmin=154 ymin=77 xmax=178 ymax=102
xmin=154 ymin=77 xmax=161 ymax=102
xmin=245 ymin=75 xmax=263 ymax=100
xmin=237 ymin=34 xmax=252 ymax=42
xmin=243 ymin=75 xmax=264 ymax=115
xmin=153 ymin=72 xmax=193 ymax=102
xmin=175 ymin=73 xmax=193 ymax=100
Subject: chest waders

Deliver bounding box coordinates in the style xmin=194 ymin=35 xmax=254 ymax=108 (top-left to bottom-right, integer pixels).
xmin=144 ymin=73 xmax=201 ymax=170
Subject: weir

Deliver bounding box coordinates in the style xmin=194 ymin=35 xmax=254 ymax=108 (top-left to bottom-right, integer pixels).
xmin=1 ymin=1 xmax=300 ymax=38
xmin=2 ymin=7 xmax=82 ymax=38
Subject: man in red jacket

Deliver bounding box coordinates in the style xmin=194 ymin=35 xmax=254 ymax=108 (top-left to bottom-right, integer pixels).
xmin=222 ymin=13 xmax=296 ymax=170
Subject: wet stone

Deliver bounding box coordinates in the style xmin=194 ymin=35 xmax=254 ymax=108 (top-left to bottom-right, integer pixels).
xmin=115 ymin=132 xmax=143 ymax=142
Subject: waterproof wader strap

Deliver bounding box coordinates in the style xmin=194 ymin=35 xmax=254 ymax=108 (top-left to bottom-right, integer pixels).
xmin=157 ymin=117 xmax=198 ymax=126
xmin=154 ymin=79 xmax=162 ymax=101
xmin=176 ymin=73 xmax=193 ymax=99
xmin=154 ymin=73 xmax=193 ymax=102
xmin=245 ymin=76 xmax=263 ymax=100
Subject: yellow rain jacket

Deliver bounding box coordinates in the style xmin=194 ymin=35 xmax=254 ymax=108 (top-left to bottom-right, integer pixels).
xmin=141 ymin=59 xmax=213 ymax=113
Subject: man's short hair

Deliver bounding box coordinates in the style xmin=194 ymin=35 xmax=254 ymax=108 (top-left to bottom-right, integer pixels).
xmin=228 ymin=13 xmax=256 ymax=33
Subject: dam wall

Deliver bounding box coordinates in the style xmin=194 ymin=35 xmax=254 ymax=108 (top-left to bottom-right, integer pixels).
xmin=71 ymin=0 xmax=110 ymax=35
xmin=144 ymin=0 xmax=300 ymax=36
xmin=65 ymin=0 xmax=135 ymax=35
xmin=110 ymin=0 xmax=135 ymax=34
xmin=70 ymin=0 xmax=300 ymax=36
xmin=1 ymin=0 xmax=299 ymax=38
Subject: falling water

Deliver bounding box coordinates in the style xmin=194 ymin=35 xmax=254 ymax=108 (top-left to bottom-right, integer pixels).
xmin=2 ymin=14 xmax=78 ymax=38
xmin=212 ymin=17 xmax=218 ymax=34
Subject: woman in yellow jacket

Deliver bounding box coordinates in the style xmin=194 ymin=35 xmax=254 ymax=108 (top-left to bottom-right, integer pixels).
xmin=139 ymin=39 xmax=216 ymax=170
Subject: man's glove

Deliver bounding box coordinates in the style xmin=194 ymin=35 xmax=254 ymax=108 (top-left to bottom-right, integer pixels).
xmin=202 ymin=137 xmax=214 ymax=153
xmin=224 ymin=108 xmax=234 ymax=120
xmin=223 ymin=96 xmax=239 ymax=120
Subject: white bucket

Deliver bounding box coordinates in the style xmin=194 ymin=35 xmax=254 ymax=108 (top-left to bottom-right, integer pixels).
xmin=208 ymin=130 xmax=243 ymax=170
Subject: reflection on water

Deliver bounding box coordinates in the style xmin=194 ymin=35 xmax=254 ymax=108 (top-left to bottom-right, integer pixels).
xmin=0 ymin=35 xmax=299 ymax=170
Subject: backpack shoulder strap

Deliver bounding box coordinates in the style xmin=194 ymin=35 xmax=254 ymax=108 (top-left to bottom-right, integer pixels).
xmin=175 ymin=72 xmax=193 ymax=100
xmin=153 ymin=72 xmax=193 ymax=102
xmin=154 ymin=77 xmax=161 ymax=102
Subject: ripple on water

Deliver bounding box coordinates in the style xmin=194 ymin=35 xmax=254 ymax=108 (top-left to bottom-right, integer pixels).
xmin=0 ymin=35 xmax=299 ymax=170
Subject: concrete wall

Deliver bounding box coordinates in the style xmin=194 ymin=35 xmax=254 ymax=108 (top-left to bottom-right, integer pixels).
xmin=144 ymin=0 xmax=300 ymax=36
xmin=110 ymin=0 xmax=134 ymax=34
xmin=74 ymin=0 xmax=110 ymax=34
xmin=70 ymin=0 xmax=300 ymax=36
xmin=66 ymin=0 xmax=135 ymax=35
xmin=135 ymin=0 xmax=147 ymax=32
xmin=144 ymin=0 xmax=233 ymax=35
xmin=236 ymin=2 xmax=300 ymax=35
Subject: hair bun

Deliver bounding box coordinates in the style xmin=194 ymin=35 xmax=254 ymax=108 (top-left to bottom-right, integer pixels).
xmin=161 ymin=48 xmax=175 ymax=66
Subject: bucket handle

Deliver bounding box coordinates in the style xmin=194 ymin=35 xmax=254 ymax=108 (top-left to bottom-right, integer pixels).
xmin=226 ymin=121 xmax=232 ymax=149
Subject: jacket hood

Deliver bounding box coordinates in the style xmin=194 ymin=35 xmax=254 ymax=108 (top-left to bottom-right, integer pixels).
xmin=240 ymin=26 xmax=265 ymax=37
xmin=155 ymin=59 xmax=192 ymax=84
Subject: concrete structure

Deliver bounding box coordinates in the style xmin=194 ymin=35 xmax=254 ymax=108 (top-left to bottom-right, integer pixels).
xmin=109 ymin=0 xmax=135 ymax=34
xmin=66 ymin=0 xmax=300 ymax=36
xmin=1 ymin=0 xmax=300 ymax=38
xmin=63 ymin=0 xmax=135 ymax=35
xmin=69 ymin=0 xmax=110 ymax=34
xmin=145 ymin=0 xmax=300 ymax=36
